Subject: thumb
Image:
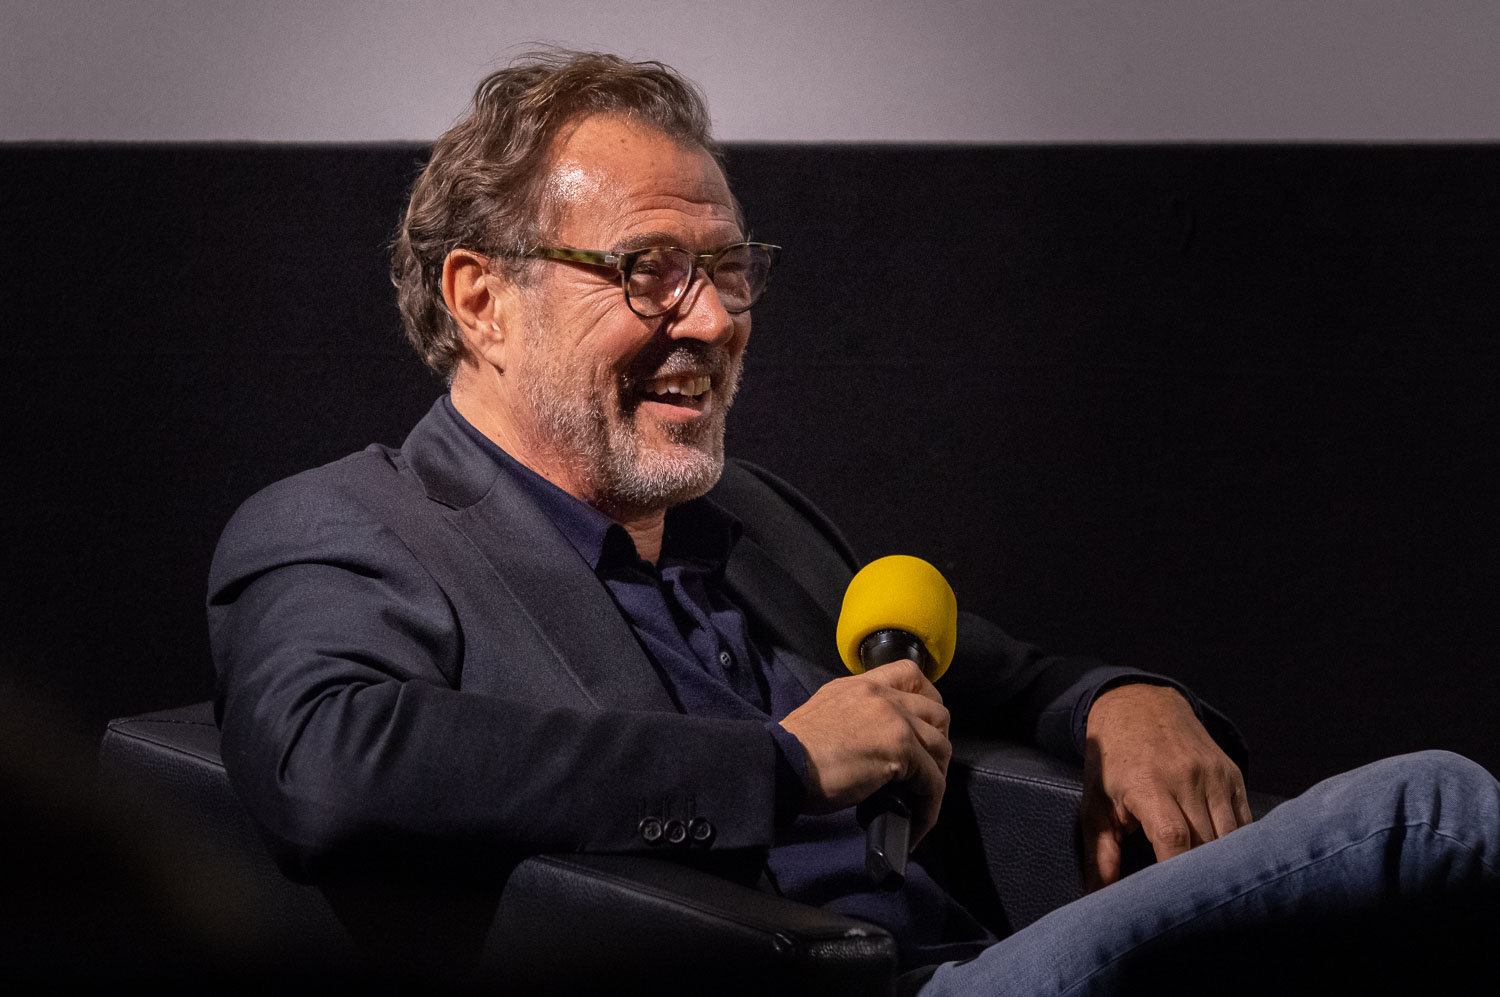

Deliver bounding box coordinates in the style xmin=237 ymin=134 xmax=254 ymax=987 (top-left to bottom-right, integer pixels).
xmin=1085 ymin=819 xmax=1123 ymax=893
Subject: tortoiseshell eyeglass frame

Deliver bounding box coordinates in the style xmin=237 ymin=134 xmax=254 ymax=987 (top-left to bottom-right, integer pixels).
xmin=524 ymin=242 xmax=781 ymax=318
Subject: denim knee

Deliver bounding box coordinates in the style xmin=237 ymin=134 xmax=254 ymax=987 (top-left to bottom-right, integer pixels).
xmin=1373 ymin=748 xmax=1497 ymax=805
xmin=1344 ymin=750 xmax=1500 ymax=865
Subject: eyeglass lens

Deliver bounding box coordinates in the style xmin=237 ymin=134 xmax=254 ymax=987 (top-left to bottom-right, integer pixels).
xmin=624 ymin=245 xmax=773 ymax=317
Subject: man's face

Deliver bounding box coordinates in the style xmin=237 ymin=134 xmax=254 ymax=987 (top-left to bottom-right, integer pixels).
xmin=505 ymin=115 xmax=750 ymax=515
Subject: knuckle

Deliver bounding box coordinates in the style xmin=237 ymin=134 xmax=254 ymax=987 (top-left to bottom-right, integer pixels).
xmin=1157 ymin=821 xmax=1192 ymax=851
xmin=887 ymin=659 xmax=919 ymax=686
xmin=850 ymin=678 xmax=889 ymax=707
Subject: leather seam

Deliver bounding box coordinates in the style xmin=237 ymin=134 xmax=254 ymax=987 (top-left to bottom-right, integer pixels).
xmin=105 ymin=722 xmax=223 ymax=767
xmin=955 ymin=765 xmax=1083 ymax=795
xmin=532 ymin=855 xmax=884 ymax=942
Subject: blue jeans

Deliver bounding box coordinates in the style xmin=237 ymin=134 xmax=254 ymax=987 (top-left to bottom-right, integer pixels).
xmin=917 ymin=750 xmax=1500 ymax=995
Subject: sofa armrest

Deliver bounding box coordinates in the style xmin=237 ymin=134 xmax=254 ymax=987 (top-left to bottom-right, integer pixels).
xmin=99 ymin=704 xmax=895 ymax=991
xmin=935 ymin=736 xmax=1094 ymax=934
xmin=483 ymin=852 xmax=894 ymax=994
xmin=98 ymin=705 xmax=362 ymax=974
xmin=940 ymin=736 xmax=1285 ymax=937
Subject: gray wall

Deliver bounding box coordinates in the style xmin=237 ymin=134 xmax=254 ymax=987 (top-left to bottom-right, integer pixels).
xmin=4 ymin=0 xmax=1500 ymax=142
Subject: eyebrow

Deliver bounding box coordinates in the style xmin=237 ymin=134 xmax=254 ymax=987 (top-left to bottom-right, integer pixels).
xmin=610 ymin=230 xmax=746 ymax=254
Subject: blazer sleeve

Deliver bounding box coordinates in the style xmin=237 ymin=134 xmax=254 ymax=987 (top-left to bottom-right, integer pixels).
xmin=208 ymin=459 xmax=780 ymax=883
xmin=944 ymin=615 xmax=1247 ymax=770
xmin=722 ymin=461 xmax=1248 ymax=772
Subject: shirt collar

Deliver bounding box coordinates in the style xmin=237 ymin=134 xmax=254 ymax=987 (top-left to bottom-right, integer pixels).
xmin=440 ymin=394 xmax=741 ymax=573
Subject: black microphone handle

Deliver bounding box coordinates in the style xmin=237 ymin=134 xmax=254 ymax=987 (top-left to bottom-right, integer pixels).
xmin=859 ymin=628 xmax=933 ymax=673
xmin=856 ymin=629 xmax=930 ymax=888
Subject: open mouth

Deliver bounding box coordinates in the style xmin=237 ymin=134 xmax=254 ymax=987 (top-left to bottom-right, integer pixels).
xmin=639 ymin=373 xmax=712 ymax=409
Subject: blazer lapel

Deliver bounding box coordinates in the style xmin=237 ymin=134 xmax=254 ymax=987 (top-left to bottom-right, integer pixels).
xmin=723 ymin=534 xmax=846 ymax=698
xmin=401 ymin=400 xmax=676 ymax=714
xmin=456 ymin=490 xmax=677 ymax=713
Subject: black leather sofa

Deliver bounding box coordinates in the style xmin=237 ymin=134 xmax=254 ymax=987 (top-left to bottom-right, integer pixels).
xmin=100 ymin=702 xmax=1280 ymax=991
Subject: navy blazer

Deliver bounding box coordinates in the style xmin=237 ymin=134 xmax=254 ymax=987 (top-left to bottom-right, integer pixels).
xmin=209 ymin=398 xmax=1158 ymax=882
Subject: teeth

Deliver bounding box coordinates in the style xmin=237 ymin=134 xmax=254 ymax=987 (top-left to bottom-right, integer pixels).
xmin=647 ymin=375 xmax=711 ymax=397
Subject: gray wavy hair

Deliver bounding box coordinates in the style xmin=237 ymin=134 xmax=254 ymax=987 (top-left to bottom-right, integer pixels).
xmin=389 ymin=50 xmax=722 ymax=380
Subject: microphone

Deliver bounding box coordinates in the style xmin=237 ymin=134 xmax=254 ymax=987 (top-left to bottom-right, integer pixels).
xmin=835 ymin=555 xmax=957 ymax=887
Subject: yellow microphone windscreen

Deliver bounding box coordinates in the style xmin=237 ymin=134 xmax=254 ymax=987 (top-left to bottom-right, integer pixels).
xmin=836 ymin=555 xmax=957 ymax=682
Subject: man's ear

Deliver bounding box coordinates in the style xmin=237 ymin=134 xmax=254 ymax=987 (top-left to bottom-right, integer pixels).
xmin=442 ymin=249 xmax=520 ymax=372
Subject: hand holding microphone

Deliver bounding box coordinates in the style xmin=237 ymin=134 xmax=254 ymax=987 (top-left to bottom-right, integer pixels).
xmin=778 ymin=555 xmax=957 ymax=888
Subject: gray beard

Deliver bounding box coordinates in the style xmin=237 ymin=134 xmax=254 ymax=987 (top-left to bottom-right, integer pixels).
xmin=518 ymin=341 xmax=742 ymax=515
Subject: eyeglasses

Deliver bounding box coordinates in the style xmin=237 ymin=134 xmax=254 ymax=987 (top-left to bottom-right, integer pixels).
xmin=527 ymin=242 xmax=781 ymax=319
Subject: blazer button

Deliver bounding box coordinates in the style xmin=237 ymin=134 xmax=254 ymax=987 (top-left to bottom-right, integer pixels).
xmin=688 ymin=817 xmax=715 ymax=847
xmin=638 ymin=817 xmax=664 ymax=845
xmin=664 ymin=819 xmax=688 ymax=846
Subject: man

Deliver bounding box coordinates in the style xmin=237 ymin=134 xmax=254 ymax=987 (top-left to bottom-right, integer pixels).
xmin=210 ymin=51 xmax=1498 ymax=992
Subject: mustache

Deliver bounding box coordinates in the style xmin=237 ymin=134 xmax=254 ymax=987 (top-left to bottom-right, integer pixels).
xmin=621 ymin=339 xmax=736 ymax=389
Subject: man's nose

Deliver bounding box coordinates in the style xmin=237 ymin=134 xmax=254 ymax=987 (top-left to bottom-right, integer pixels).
xmin=666 ymin=267 xmax=737 ymax=345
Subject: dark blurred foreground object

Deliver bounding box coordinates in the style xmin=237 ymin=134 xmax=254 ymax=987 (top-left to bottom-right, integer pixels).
xmin=0 ymin=680 xmax=328 ymax=983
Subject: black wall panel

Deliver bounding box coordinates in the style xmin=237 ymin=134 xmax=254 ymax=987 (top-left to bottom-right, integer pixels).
xmin=2 ymin=142 xmax=1497 ymax=795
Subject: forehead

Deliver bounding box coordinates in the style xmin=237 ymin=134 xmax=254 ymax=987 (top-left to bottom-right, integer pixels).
xmin=543 ymin=115 xmax=741 ymax=250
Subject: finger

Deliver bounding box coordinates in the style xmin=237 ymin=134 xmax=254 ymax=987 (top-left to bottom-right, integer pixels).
xmin=904 ymin=745 xmax=947 ymax=847
xmin=1207 ymin=795 xmax=1240 ymax=840
xmin=1174 ymin=790 xmax=1220 ymax=846
xmin=1080 ymin=778 xmax=1129 ymax=892
xmin=1215 ymin=771 xmax=1254 ymax=834
xmin=903 ymin=714 xmax=953 ymax=777
xmin=894 ymin=722 xmax=946 ymax=845
xmin=1132 ymin=796 xmax=1196 ymax=863
xmin=873 ymin=695 xmax=950 ymax=784
xmin=1233 ymin=781 xmax=1255 ymax=828
xmin=899 ymin=719 xmax=948 ymax=794
xmin=886 ymin=687 xmax=951 ymax=735
xmin=1205 ymin=775 xmax=1252 ymax=839
xmin=1187 ymin=761 xmax=1253 ymax=840
xmin=1085 ymin=820 xmax=1122 ymax=892
xmin=863 ymin=659 xmax=943 ymax=704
